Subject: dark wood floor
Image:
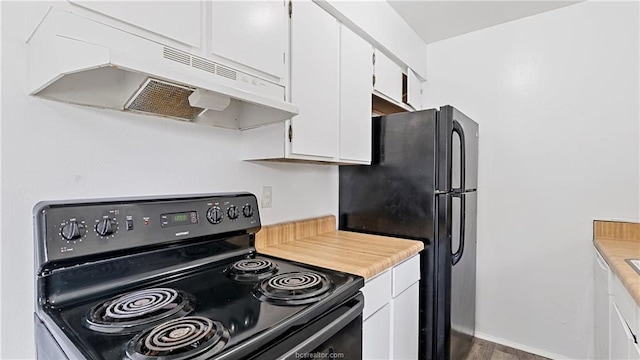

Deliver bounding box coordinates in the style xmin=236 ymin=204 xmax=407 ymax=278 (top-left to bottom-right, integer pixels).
xmin=466 ymin=338 xmax=550 ymax=360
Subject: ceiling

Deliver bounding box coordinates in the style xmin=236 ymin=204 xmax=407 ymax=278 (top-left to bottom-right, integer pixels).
xmin=387 ymin=1 xmax=580 ymax=44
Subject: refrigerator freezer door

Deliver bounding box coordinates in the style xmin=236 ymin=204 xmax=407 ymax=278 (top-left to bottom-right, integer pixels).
xmin=339 ymin=109 xmax=438 ymax=240
xmin=438 ymin=106 xmax=479 ymax=192
xmin=450 ymin=191 xmax=477 ymax=360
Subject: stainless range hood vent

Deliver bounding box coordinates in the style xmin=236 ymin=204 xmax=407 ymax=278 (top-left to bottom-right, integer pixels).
xmin=27 ymin=8 xmax=298 ymax=129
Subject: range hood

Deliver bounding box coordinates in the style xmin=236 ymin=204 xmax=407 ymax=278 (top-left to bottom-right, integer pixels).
xmin=27 ymin=8 xmax=298 ymax=129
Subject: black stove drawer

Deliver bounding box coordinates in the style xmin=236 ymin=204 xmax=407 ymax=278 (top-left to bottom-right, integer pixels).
xmin=251 ymin=293 xmax=364 ymax=360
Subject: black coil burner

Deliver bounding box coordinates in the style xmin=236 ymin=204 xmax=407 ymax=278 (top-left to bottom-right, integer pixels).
xmin=225 ymin=257 xmax=278 ymax=281
xmin=124 ymin=316 xmax=230 ymax=360
xmin=84 ymin=288 xmax=195 ymax=334
xmin=253 ymin=271 xmax=333 ymax=306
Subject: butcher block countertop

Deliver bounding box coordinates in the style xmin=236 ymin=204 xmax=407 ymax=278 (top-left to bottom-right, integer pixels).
xmin=594 ymin=220 xmax=640 ymax=306
xmin=255 ymin=215 xmax=424 ymax=280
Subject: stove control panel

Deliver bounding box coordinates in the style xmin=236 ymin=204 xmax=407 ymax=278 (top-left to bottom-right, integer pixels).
xmin=34 ymin=193 xmax=261 ymax=264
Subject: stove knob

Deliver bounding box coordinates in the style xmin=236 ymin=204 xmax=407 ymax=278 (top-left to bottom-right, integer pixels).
xmin=95 ymin=219 xmax=115 ymax=237
xmin=227 ymin=206 xmax=239 ymax=220
xmin=61 ymin=221 xmax=85 ymax=241
xmin=242 ymin=204 xmax=254 ymax=218
xmin=207 ymin=206 xmax=223 ymax=224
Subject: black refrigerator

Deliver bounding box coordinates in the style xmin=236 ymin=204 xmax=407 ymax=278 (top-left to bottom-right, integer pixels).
xmin=339 ymin=106 xmax=478 ymax=360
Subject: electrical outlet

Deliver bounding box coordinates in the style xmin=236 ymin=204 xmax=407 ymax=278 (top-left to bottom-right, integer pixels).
xmin=261 ymin=186 xmax=272 ymax=208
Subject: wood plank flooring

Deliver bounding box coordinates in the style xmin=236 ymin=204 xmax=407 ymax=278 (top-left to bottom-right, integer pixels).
xmin=466 ymin=338 xmax=550 ymax=360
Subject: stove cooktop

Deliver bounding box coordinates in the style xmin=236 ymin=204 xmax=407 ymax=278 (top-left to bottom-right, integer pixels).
xmin=33 ymin=193 xmax=363 ymax=360
xmin=43 ymin=253 xmax=361 ymax=360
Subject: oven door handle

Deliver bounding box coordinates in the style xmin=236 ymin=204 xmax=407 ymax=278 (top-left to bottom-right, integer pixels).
xmin=280 ymin=295 xmax=364 ymax=359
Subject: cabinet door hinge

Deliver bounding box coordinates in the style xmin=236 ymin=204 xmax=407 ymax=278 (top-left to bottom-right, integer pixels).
xmin=288 ymin=125 xmax=293 ymax=142
xmin=288 ymin=1 xmax=292 ymax=18
xmin=372 ymin=74 xmax=376 ymax=87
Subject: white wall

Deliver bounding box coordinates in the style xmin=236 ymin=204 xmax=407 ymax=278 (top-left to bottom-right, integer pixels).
xmin=424 ymin=1 xmax=639 ymax=358
xmin=0 ymin=2 xmax=338 ymax=358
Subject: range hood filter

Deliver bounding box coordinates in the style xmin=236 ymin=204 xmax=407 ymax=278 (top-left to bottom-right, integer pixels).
xmin=125 ymin=78 xmax=205 ymax=121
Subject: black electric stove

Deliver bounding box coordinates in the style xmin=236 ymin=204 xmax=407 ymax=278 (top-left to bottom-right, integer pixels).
xmin=33 ymin=193 xmax=364 ymax=360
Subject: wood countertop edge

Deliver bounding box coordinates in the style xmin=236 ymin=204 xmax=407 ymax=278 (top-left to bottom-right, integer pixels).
xmin=259 ymin=231 xmax=423 ymax=280
xmin=259 ymin=246 xmax=391 ymax=279
xmin=594 ymin=238 xmax=640 ymax=307
xmin=255 ymin=215 xmax=424 ymax=279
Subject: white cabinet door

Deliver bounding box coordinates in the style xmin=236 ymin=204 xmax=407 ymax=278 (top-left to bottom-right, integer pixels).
xmin=374 ymin=49 xmax=402 ymax=103
xmin=210 ymin=1 xmax=286 ymax=78
xmin=68 ymin=1 xmax=201 ymax=47
xmin=595 ymin=249 xmax=611 ymax=360
xmin=391 ymin=282 xmax=419 ymax=360
xmin=339 ymin=25 xmax=372 ymax=164
xmin=363 ymin=304 xmax=391 ymax=360
xmin=611 ymin=301 xmax=633 ymax=360
xmin=407 ymin=68 xmax=422 ymax=110
xmin=632 ymin=343 xmax=640 ymax=360
xmin=289 ymin=1 xmax=339 ymax=158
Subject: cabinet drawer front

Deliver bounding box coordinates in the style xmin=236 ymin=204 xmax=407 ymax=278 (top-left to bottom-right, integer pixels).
xmin=363 ymin=270 xmax=392 ymax=320
xmin=392 ymin=254 xmax=420 ymax=297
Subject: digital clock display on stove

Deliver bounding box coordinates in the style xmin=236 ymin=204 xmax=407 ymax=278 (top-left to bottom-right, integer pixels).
xmin=161 ymin=211 xmax=198 ymax=228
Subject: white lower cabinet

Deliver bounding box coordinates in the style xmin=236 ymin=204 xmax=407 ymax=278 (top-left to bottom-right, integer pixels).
xmin=391 ymin=282 xmax=419 ymax=360
xmin=597 ymin=244 xmax=640 ymax=360
xmin=595 ymin=248 xmax=612 ymax=359
xmin=362 ymin=254 xmax=420 ymax=359
xmin=611 ymin=301 xmax=633 ymax=359
xmin=363 ymin=303 xmax=391 ymax=359
xmin=634 ymin=343 xmax=640 ymax=360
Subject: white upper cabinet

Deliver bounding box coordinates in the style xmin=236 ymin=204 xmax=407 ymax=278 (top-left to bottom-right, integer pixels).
xmin=68 ymin=1 xmax=201 ymax=48
xmin=339 ymin=25 xmax=373 ymax=164
xmin=210 ymin=1 xmax=287 ymax=79
xmin=315 ymin=0 xmax=427 ymax=79
xmin=407 ymin=68 xmax=423 ymax=110
xmin=289 ymin=0 xmax=340 ymax=159
xmin=241 ymin=1 xmax=373 ymax=164
xmin=374 ymin=49 xmax=403 ymax=104
xmin=68 ymin=1 xmax=289 ymax=81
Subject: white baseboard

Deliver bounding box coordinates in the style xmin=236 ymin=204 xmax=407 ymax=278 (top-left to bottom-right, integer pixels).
xmin=474 ymin=331 xmax=569 ymax=360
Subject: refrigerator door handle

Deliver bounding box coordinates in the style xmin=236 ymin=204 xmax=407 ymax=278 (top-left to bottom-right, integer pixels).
xmin=452 ymin=120 xmax=466 ymax=193
xmin=451 ymin=193 xmax=466 ymax=266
